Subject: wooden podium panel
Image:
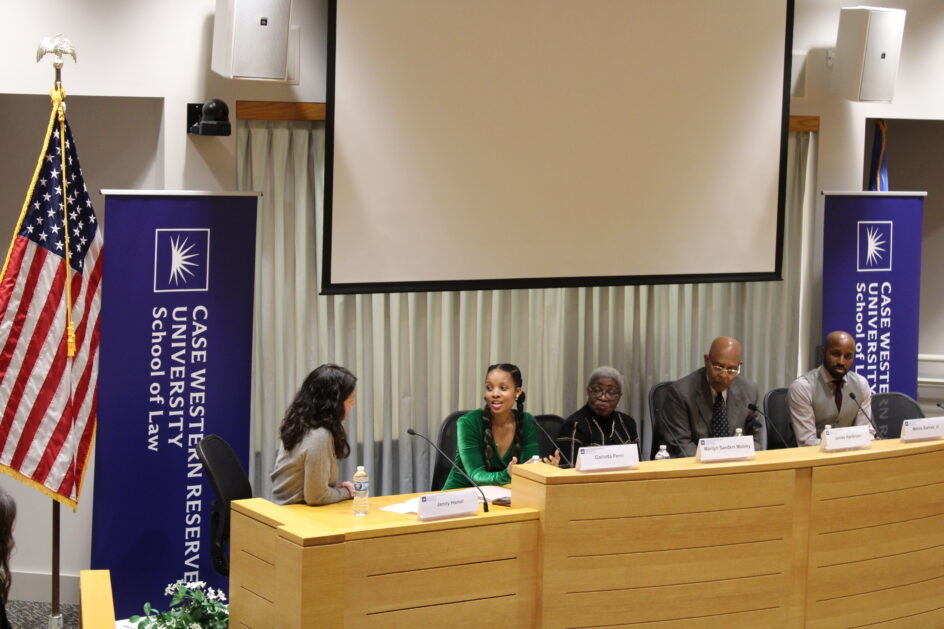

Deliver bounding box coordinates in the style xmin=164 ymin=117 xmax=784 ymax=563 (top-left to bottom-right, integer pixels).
xmin=229 ymin=495 xmax=538 ymax=629
xmin=515 ymin=468 xmax=801 ymax=627
xmin=806 ymin=449 xmax=944 ymax=628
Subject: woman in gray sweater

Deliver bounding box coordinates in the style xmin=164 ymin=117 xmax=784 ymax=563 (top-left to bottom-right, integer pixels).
xmin=271 ymin=364 xmax=357 ymax=505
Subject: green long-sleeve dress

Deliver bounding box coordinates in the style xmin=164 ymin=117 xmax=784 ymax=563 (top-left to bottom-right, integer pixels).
xmin=441 ymin=408 xmax=539 ymax=489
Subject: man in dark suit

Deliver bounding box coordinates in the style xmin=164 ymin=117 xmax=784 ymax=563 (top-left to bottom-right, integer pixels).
xmin=660 ymin=336 xmax=762 ymax=457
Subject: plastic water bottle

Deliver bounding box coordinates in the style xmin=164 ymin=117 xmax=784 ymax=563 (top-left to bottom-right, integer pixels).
xmin=352 ymin=465 xmax=369 ymax=516
xmin=654 ymin=445 xmax=670 ymax=460
xmin=734 ymin=427 xmax=743 ymax=437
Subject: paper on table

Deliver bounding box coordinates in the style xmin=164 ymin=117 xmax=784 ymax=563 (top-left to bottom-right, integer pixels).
xmin=380 ymin=497 xmax=420 ymax=514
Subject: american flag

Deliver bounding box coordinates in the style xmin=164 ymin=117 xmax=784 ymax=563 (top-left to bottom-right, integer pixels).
xmin=0 ymin=109 xmax=102 ymax=508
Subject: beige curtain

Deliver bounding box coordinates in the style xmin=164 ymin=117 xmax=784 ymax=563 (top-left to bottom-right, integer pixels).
xmin=238 ymin=121 xmax=817 ymax=496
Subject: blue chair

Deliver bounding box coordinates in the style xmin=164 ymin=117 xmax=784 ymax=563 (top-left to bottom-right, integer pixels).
xmin=648 ymin=381 xmax=675 ymax=459
xmin=871 ymin=392 xmax=923 ymax=439
xmin=431 ymin=410 xmax=469 ymax=491
xmin=763 ymin=387 xmax=796 ymax=448
xmin=534 ymin=414 xmax=565 ymax=459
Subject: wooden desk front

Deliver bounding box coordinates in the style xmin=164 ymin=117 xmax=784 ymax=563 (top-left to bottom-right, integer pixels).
xmin=513 ymin=438 xmax=944 ymax=628
xmin=228 ymin=493 xmax=538 ymax=629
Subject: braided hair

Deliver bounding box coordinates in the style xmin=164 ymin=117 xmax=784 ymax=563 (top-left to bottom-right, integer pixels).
xmin=481 ymin=363 xmax=526 ymax=467
xmin=279 ymin=364 xmax=355 ymax=459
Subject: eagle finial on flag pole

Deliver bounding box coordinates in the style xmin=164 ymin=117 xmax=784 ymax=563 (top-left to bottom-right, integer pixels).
xmin=36 ymin=33 xmax=76 ymax=90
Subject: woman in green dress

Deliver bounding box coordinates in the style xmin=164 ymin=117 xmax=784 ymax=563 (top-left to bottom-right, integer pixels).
xmin=442 ymin=363 xmax=558 ymax=489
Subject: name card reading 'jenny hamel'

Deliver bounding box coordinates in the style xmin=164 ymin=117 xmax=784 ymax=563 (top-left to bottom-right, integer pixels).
xmin=575 ymin=444 xmax=640 ymax=472
xmin=417 ymin=488 xmax=479 ymax=521
xmin=695 ymin=436 xmax=755 ymax=463
xmin=900 ymin=417 xmax=944 ymax=442
xmin=821 ymin=425 xmax=873 ymax=452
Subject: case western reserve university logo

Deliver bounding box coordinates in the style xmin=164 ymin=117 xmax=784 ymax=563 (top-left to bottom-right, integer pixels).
xmin=857 ymin=221 xmax=892 ymax=272
xmin=153 ymin=229 xmax=211 ymax=292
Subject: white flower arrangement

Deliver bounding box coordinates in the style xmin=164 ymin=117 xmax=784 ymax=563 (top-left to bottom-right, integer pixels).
xmin=131 ymin=578 xmax=228 ymax=629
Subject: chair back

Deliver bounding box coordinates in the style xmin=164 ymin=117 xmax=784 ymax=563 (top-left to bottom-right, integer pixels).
xmin=195 ymin=434 xmax=252 ymax=576
xmin=431 ymin=411 xmax=469 ymax=491
xmin=648 ymin=381 xmax=675 ymax=459
xmin=763 ymin=387 xmax=796 ymax=448
xmin=871 ymin=392 xmax=924 ymax=439
xmin=534 ymin=414 xmax=565 ymax=459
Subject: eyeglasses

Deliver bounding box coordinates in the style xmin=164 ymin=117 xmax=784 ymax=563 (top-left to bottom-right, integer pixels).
xmin=710 ymin=362 xmax=741 ymax=376
xmin=588 ymin=387 xmax=621 ymax=400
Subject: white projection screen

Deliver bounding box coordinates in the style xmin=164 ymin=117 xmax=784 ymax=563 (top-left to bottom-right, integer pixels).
xmin=323 ymin=0 xmax=793 ymax=294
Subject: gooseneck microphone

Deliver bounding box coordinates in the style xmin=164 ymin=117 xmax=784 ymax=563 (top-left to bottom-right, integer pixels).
xmin=527 ymin=415 xmax=572 ymax=468
xmin=936 ymin=402 xmax=944 ymax=412
xmin=747 ymin=403 xmax=790 ymax=448
xmin=406 ymin=428 xmax=489 ymax=511
xmin=849 ymin=392 xmax=883 ymax=439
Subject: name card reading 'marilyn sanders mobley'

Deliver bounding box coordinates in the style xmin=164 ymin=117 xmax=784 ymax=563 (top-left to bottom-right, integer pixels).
xmin=820 ymin=425 xmax=873 ymax=452
xmin=900 ymin=417 xmax=944 ymax=443
xmin=417 ymin=488 xmax=479 ymax=521
xmin=695 ymin=436 xmax=755 ymax=463
xmin=575 ymin=444 xmax=640 ymax=472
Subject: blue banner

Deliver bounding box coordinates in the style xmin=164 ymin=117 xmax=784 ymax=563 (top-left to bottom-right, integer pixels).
xmin=822 ymin=193 xmax=923 ymax=406
xmin=92 ymin=192 xmax=257 ymax=618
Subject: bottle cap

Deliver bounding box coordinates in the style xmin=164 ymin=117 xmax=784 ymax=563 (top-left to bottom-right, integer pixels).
xmin=356 ymin=465 xmax=365 ymax=472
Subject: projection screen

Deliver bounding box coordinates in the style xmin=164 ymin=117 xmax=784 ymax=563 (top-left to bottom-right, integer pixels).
xmin=323 ymin=0 xmax=793 ymax=294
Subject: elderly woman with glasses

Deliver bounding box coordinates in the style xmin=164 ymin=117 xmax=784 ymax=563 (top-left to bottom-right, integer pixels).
xmin=554 ymin=366 xmax=639 ymax=468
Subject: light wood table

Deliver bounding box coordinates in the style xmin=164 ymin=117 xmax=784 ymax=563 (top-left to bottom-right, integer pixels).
xmin=229 ymin=493 xmax=539 ymax=629
xmin=512 ymin=438 xmax=944 ymax=628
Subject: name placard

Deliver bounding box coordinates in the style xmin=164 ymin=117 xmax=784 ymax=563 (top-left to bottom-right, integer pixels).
xmin=695 ymin=436 xmax=755 ymax=462
xmin=900 ymin=417 xmax=944 ymax=442
xmin=575 ymin=444 xmax=640 ymax=472
xmin=417 ymin=488 xmax=479 ymax=521
xmin=821 ymin=425 xmax=872 ymax=451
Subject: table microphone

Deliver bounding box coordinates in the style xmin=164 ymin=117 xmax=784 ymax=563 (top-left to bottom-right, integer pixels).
xmin=848 ymin=392 xmax=883 ymax=439
xmin=527 ymin=415 xmax=572 ymax=468
xmin=747 ymin=403 xmax=790 ymax=448
xmin=936 ymin=402 xmax=944 ymax=412
xmin=406 ymin=428 xmax=489 ymax=512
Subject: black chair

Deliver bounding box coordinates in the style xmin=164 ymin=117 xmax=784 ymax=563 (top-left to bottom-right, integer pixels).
xmin=534 ymin=414 xmax=565 ymax=459
xmin=648 ymin=380 xmax=675 ymax=459
xmin=763 ymin=387 xmax=796 ymax=448
xmin=871 ymin=392 xmax=924 ymax=439
xmin=431 ymin=410 xmax=469 ymax=491
xmin=195 ymin=434 xmax=252 ymax=577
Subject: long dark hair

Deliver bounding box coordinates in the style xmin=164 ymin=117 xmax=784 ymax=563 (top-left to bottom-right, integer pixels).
xmin=482 ymin=363 xmax=526 ymax=466
xmin=0 ymin=489 xmax=15 ymax=603
xmin=279 ymin=364 xmax=355 ymax=459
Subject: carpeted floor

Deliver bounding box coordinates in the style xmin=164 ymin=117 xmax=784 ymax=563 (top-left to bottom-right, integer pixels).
xmin=7 ymin=600 xmax=79 ymax=629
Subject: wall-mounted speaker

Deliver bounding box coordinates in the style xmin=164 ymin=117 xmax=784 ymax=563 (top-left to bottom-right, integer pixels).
xmin=832 ymin=6 xmax=906 ymax=103
xmin=212 ymin=0 xmax=295 ymax=81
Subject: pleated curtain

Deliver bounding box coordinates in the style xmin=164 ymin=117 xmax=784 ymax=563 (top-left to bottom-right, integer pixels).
xmin=237 ymin=120 xmax=818 ymax=496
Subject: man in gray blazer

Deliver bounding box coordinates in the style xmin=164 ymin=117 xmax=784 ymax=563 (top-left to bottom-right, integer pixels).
xmin=661 ymin=336 xmax=762 ymax=457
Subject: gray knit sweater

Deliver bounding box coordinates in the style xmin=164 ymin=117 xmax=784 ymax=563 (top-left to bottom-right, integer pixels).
xmin=270 ymin=427 xmax=351 ymax=506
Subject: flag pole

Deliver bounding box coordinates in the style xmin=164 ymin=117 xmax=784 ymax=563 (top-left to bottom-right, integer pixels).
xmin=36 ymin=33 xmax=76 ymax=629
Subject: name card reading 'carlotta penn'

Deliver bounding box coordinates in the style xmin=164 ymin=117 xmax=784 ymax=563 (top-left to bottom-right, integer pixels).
xmin=417 ymin=489 xmax=479 ymax=521
xmin=900 ymin=417 xmax=944 ymax=442
xmin=695 ymin=436 xmax=755 ymax=463
xmin=575 ymin=444 xmax=640 ymax=472
xmin=821 ymin=425 xmax=873 ymax=452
